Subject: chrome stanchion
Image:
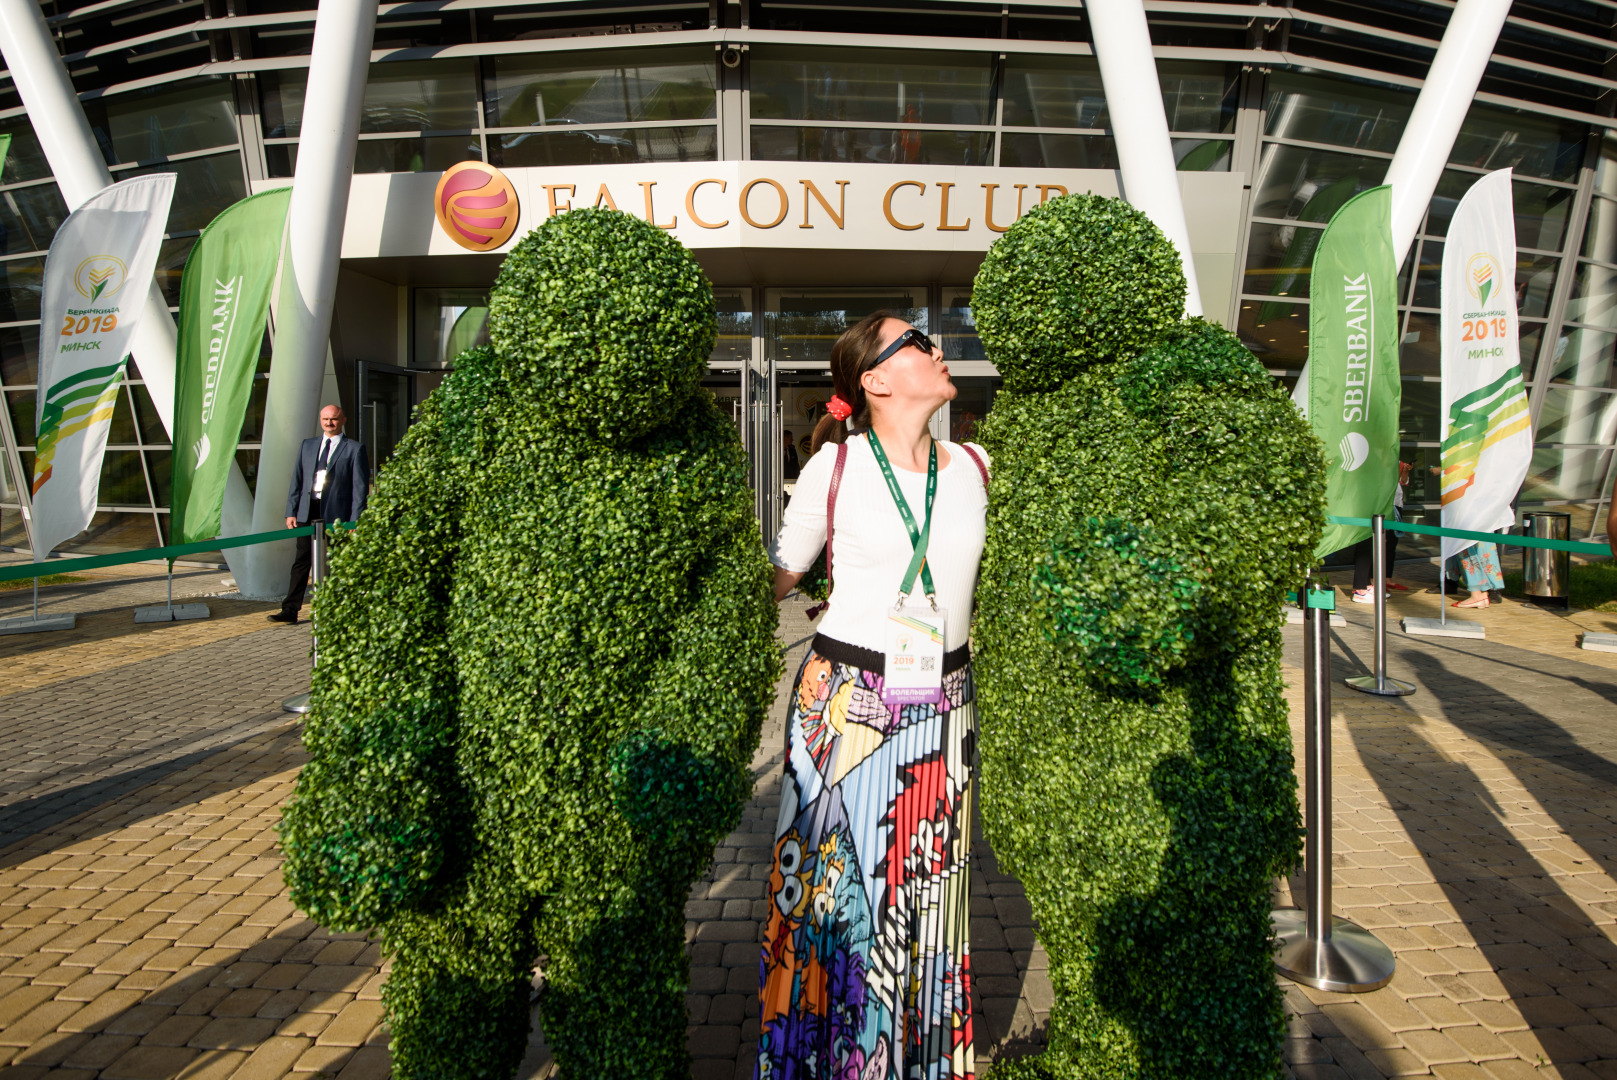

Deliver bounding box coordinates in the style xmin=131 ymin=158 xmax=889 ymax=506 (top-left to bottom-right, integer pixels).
xmin=1274 ymin=576 xmax=1396 ymax=992
xmin=1346 ymin=514 xmax=1415 ymax=697
xmin=281 ymin=522 xmax=324 ymax=715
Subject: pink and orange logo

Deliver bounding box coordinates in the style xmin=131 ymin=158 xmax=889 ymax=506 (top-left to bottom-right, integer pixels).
xmin=434 ymin=162 xmax=520 ymax=251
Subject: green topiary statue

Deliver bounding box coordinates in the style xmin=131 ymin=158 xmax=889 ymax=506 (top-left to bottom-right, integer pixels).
xmin=970 ymin=194 xmax=1326 ymax=1078
xmin=278 ymin=208 xmax=782 ymax=1079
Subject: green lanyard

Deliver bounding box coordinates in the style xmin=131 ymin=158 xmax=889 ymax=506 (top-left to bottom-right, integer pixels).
xmin=866 ymin=431 xmax=937 ymax=605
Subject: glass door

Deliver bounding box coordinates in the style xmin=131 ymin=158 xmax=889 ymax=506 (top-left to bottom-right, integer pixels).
xmin=356 ymin=361 xmax=415 ymax=469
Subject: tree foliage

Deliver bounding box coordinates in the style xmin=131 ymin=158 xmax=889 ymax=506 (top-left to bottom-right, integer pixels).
xmin=279 ymin=208 xmax=781 ymax=1079
xmin=971 ymin=195 xmax=1326 ymax=1079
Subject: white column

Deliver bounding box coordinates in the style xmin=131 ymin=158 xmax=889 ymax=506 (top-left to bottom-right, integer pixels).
xmin=237 ymin=0 xmax=379 ymax=599
xmin=0 ymin=0 xmax=256 ymax=554
xmin=1384 ymin=0 xmax=1514 ymax=265
xmin=1085 ymin=0 xmax=1203 ymax=316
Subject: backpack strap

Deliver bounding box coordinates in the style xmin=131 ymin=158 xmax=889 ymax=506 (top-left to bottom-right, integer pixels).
xmin=960 ymin=442 xmax=990 ymax=488
xmin=806 ymin=441 xmax=847 ymax=621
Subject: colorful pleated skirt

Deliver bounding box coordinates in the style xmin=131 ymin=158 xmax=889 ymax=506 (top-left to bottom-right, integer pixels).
xmin=754 ymin=634 xmax=977 ymax=1080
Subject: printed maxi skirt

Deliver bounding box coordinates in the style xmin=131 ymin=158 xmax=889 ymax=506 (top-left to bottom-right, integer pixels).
xmin=755 ymin=636 xmax=977 ymax=1080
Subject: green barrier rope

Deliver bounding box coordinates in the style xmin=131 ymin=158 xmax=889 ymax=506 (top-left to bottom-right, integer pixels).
xmin=0 ymin=520 xmax=357 ymax=586
xmin=1326 ymin=515 xmax=1613 ymax=556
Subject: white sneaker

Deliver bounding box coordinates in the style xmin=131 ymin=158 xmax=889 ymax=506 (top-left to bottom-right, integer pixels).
xmin=1351 ymin=588 xmax=1374 ymax=604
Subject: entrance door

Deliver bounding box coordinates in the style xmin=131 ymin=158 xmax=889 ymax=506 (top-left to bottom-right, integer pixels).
xmin=355 ymin=361 xmax=415 ymax=469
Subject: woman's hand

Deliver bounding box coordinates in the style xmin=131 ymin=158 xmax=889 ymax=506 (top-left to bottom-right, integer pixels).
xmin=773 ymin=567 xmax=804 ymax=603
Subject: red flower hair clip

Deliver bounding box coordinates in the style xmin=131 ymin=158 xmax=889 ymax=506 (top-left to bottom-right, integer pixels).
xmin=825 ymin=394 xmax=853 ymax=421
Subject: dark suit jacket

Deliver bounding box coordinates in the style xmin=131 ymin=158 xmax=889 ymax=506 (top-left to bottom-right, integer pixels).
xmin=286 ymin=434 xmax=370 ymax=524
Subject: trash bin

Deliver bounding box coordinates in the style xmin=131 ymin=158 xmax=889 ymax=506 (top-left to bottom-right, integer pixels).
xmin=1522 ymin=511 xmax=1572 ymax=609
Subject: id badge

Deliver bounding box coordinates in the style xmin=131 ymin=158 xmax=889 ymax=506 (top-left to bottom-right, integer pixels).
xmin=313 ymin=468 xmax=328 ymax=495
xmin=883 ymin=604 xmax=947 ymax=706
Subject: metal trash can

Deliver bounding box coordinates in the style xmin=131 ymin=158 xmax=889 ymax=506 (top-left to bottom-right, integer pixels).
xmin=1522 ymin=511 xmax=1572 ymax=609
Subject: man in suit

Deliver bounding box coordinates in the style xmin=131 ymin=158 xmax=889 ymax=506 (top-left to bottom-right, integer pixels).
xmin=269 ymin=404 xmax=370 ymax=624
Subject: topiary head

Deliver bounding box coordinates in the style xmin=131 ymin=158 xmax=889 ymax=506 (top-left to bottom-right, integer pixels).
xmin=487 ymin=208 xmax=716 ymax=444
xmin=971 ymin=193 xmax=1187 ymax=393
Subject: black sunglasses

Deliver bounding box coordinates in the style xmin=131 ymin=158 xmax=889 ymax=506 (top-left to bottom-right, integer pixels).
xmin=872 ymin=327 xmax=938 ymax=367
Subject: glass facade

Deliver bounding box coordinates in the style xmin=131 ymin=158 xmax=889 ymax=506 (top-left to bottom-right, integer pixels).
xmin=1 ymin=0 xmax=1616 ymax=555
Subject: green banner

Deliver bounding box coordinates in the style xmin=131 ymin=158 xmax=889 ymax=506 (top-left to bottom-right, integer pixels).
xmin=170 ymin=188 xmax=292 ymax=545
xmin=1305 ymin=185 xmax=1402 ymax=559
xmin=0 ymin=134 xmax=12 ymax=182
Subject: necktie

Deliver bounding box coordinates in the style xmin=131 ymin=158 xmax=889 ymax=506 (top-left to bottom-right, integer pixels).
xmin=317 ymin=438 xmax=331 ymax=471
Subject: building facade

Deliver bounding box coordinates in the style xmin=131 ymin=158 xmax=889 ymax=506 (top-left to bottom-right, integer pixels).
xmin=0 ymin=0 xmax=1614 ymax=556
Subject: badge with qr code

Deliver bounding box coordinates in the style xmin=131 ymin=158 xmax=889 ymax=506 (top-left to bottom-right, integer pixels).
xmin=883 ymin=604 xmax=946 ymax=705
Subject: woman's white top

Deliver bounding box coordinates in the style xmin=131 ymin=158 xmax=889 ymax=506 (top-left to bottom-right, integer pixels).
xmin=771 ymin=435 xmax=989 ymax=654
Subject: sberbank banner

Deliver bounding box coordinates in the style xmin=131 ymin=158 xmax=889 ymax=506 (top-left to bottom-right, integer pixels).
xmin=1440 ymin=168 xmax=1531 ymax=565
xmin=1304 ymin=185 xmax=1402 ymax=559
xmin=170 ymin=188 xmax=292 ymax=545
xmin=31 ymin=174 xmax=175 ymax=560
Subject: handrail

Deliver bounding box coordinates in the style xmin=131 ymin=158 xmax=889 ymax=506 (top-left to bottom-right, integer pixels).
xmin=0 ymin=521 xmax=357 ymax=586
xmin=1327 ymin=516 xmax=1612 ymax=556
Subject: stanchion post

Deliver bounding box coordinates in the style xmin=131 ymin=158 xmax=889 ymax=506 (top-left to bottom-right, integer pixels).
xmin=1346 ymin=514 xmax=1415 ymax=697
xmin=1274 ymin=574 xmax=1396 ymax=992
xmin=282 ymin=521 xmax=322 ymax=715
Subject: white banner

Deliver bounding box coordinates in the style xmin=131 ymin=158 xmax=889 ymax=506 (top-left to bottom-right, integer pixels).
xmin=1440 ymin=168 xmax=1532 ymax=563
xmin=30 ymin=174 xmax=175 ymax=560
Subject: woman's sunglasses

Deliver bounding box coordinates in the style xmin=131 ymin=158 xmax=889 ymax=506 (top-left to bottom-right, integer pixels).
xmin=872 ymin=328 xmax=938 ymax=367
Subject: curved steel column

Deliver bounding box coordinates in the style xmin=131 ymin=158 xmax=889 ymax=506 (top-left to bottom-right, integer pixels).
xmin=239 ymin=0 xmax=379 ymax=598
xmin=1084 ymin=0 xmax=1203 ymax=316
xmin=0 ymin=0 xmax=255 ymax=556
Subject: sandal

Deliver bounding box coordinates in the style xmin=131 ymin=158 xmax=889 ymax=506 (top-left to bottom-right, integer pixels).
xmin=1452 ymin=596 xmax=1490 ymax=609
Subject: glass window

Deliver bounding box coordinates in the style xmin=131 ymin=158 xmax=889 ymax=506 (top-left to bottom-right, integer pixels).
xmin=1425 ymin=171 xmax=1571 ymax=252
xmin=1244 ymin=222 xmax=1324 ymax=300
xmin=6 ymin=387 xmax=34 ymax=446
xmin=713 ymin=291 xmax=751 ymax=365
xmin=940 ymin=289 xmax=987 ymax=364
xmin=414 ymin=288 xmax=489 ymax=369
xmin=130 ymin=383 xmax=166 ymax=443
xmin=1002 ymin=59 xmax=1233 ymax=134
xmin=764 ymin=288 xmax=926 ymax=366
xmin=97 ymin=450 xmax=148 ymax=505
xmin=115 ymin=152 xmax=246 ymax=235
xmin=486 ymin=48 xmax=716 ymax=129
xmin=1400 ymin=312 xmax=1441 ymax=378
xmin=1568 ymin=260 xmax=1617 ymax=330
xmin=750 ymin=47 xmax=991 ymax=127
xmin=1449 ymin=103 xmax=1585 ymax=184
xmin=155 ymin=237 xmax=194 ymax=308
xmin=268 ymin=137 xmax=483 ymax=177
xmin=1583 ymin=196 xmax=1617 ymax=263
xmin=87 ymin=79 xmax=239 ymax=167
xmin=260 ymin=61 xmax=479 ymax=140
xmin=1236 ymin=299 xmax=1309 ymax=367
xmin=1522 ymin=446 xmax=1614 ymax=502
xmin=1250 ymin=144 xmax=1387 ymax=222
xmin=1174 ymin=139 xmax=1232 ymax=172
xmin=146 ymin=448 xmax=172 ymax=508
xmin=1546 ymin=326 xmax=1617 ymax=389
xmin=1263 ymin=72 xmax=1413 ymax=154
xmin=1000 ymin=132 xmax=1115 ymax=171
xmin=0 ymin=183 xmax=67 ymax=257
xmin=1534 ymin=385 xmax=1617 ymax=444
xmin=496 ymin=125 xmax=716 ymax=168
xmin=54 ymin=510 xmax=160 ymax=555
xmin=0 ymin=257 xmax=45 ymax=324
xmin=107 ymin=388 xmax=139 ymax=446
xmin=753 ymin=127 xmax=988 ymax=167
xmin=0 ymin=324 xmax=37 ymax=386
xmin=1399 ymin=379 xmax=1441 ymax=443
xmin=0 ymin=120 xmax=51 ymax=185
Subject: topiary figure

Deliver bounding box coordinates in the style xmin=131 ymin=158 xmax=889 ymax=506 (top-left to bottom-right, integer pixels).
xmin=278 ymin=208 xmax=782 ymax=1079
xmin=970 ymin=194 xmax=1326 ymax=1079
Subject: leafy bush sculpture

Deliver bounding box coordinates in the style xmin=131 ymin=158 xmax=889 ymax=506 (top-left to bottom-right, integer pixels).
xmin=971 ymin=194 xmax=1326 ymax=1079
xmin=279 ymin=208 xmax=781 ymax=1079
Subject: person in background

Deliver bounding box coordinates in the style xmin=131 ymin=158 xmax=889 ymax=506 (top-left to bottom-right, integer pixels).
xmin=1351 ymin=460 xmax=1412 ymax=603
xmin=782 ymin=428 xmax=800 ymax=481
xmin=270 ymin=404 xmax=370 ymax=625
xmin=1447 ymin=537 xmax=1505 ymax=609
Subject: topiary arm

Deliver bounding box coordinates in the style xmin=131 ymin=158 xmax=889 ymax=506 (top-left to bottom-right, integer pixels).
xmin=280 ymin=350 xmax=501 ymax=932
xmin=609 ymin=517 xmax=782 ymax=869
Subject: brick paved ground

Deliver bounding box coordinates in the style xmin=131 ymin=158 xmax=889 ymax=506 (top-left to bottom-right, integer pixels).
xmin=0 ymin=570 xmax=1613 ymax=1078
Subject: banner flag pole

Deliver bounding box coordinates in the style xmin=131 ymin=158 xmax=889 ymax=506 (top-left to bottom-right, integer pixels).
xmin=1346 ymin=513 xmax=1415 ymax=696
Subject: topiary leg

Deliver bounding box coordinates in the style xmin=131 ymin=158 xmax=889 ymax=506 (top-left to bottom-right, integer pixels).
xmin=383 ymin=893 xmax=538 ymax=1080
xmin=537 ymin=882 xmax=691 ymax=1078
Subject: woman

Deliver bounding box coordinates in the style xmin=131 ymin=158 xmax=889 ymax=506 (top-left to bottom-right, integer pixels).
xmin=757 ymin=312 xmax=989 ymax=1080
xmin=1449 ymin=539 xmax=1505 ymax=608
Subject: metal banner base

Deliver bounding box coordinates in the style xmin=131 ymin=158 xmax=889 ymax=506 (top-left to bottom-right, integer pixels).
xmin=282 ymin=692 xmax=312 ymax=714
xmin=1344 ymin=674 xmax=1416 ymax=696
xmin=134 ymin=603 xmax=210 ymax=624
xmin=0 ymin=612 xmax=75 ymax=635
xmin=1272 ymin=909 xmax=1396 ymax=992
xmin=1403 ymin=616 xmax=1484 ymax=639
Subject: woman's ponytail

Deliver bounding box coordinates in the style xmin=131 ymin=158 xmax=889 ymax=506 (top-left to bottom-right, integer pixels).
xmin=809 ymin=310 xmax=894 ymax=456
